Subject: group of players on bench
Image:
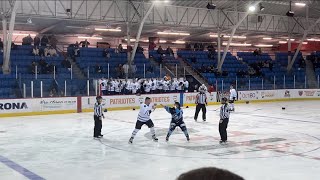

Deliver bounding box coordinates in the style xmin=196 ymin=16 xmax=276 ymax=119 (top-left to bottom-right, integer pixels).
xmin=93 ymin=85 xmax=237 ymax=145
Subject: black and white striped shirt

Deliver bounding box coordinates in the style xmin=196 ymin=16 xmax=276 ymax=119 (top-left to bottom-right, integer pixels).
xmin=220 ymin=104 xmax=230 ymax=119
xmin=94 ymin=102 xmax=104 ymax=117
xmin=196 ymin=93 xmax=207 ymax=104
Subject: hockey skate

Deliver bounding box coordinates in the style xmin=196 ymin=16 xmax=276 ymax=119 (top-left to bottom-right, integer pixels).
xmin=152 ymin=135 xmax=158 ymax=142
xmin=128 ymin=137 xmax=134 ymax=144
xmin=165 ymin=136 xmax=169 ymax=142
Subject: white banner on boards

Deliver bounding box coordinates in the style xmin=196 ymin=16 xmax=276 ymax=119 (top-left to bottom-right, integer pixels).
xmin=183 ymin=92 xmax=217 ymax=104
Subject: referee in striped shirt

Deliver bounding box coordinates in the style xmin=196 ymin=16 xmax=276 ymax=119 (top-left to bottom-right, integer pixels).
xmin=94 ymin=96 xmax=105 ymax=138
xmin=219 ymin=97 xmax=230 ymax=144
xmin=194 ymin=91 xmax=207 ymax=122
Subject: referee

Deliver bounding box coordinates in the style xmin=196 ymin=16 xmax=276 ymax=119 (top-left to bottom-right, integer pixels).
xmin=94 ymin=96 xmax=105 ymax=138
xmin=194 ymin=90 xmax=207 ymax=122
xmin=219 ymin=97 xmax=230 ymax=144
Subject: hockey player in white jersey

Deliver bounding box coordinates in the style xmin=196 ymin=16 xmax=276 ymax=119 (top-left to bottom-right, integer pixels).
xmin=129 ymin=97 xmax=158 ymax=144
xmin=229 ymin=85 xmax=237 ymax=111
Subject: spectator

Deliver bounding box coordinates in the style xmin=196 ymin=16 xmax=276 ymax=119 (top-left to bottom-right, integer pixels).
xmin=185 ymin=43 xmax=191 ymax=50
xmin=191 ymin=54 xmax=197 ymax=63
xmin=49 ymin=35 xmax=58 ymax=48
xmin=253 ymin=48 xmax=262 ymax=56
xmin=149 ymin=41 xmax=156 ymax=50
xmin=41 ymin=35 xmax=49 ymax=47
xmin=73 ymin=41 xmax=80 ymax=57
xmin=61 ymin=59 xmax=71 ymax=70
xmin=117 ymin=44 xmax=124 ymax=53
xmin=199 ymin=43 xmax=205 ymax=51
xmin=194 ymin=43 xmax=200 ymax=51
xmin=30 ymin=61 xmax=39 ymax=74
xmin=38 ymin=58 xmax=48 ymax=74
xmin=11 ymin=42 xmax=17 ymax=50
xmin=34 ymin=35 xmax=40 ymax=47
xmin=164 ymin=74 xmax=171 ymax=81
xmin=80 ymin=39 xmax=90 ymax=48
xmin=123 ymin=63 xmax=129 ymax=78
xmin=263 ymin=61 xmax=269 ymax=68
xmin=269 ymin=60 xmax=273 ymax=71
xmin=166 ymin=46 xmax=174 ymax=56
xmin=131 ymin=62 xmax=137 ymax=78
xmin=22 ymin=34 xmax=33 ymax=45
xmin=103 ymin=48 xmax=111 ymax=59
xmin=116 ymin=64 xmax=124 ymax=78
xmin=176 ymin=167 xmax=244 ymax=180
xmin=146 ymin=66 xmax=154 ymax=73
xmin=46 ymin=63 xmax=56 ymax=74
xmin=95 ymin=64 xmax=103 ymax=74
xmin=45 ymin=46 xmax=57 ymax=57
xmin=157 ymin=46 xmax=164 ymax=55
xmin=0 ymin=38 xmax=3 ymax=50
xmin=32 ymin=46 xmax=39 ymax=56
xmin=137 ymin=44 xmax=144 ymax=53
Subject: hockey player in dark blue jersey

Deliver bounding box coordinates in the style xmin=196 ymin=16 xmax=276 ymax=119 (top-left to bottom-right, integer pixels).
xmin=160 ymin=102 xmax=190 ymax=142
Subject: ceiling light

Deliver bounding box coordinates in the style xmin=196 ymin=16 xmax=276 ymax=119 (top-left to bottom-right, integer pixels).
xmin=295 ymin=2 xmax=306 ymax=7
xmin=206 ymin=3 xmax=216 ymax=10
xmin=13 ymin=33 xmax=36 ymax=36
xmin=286 ymin=39 xmax=295 ymax=41
xmin=78 ymin=36 xmax=103 ymax=40
xmin=249 ymin=5 xmax=256 ymax=12
xmin=279 ymin=41 xmax=287 ymax=44
xmin=95 ymin=28 xmax=121 ymax=32
xmin=263 ymin=37 xmax=272 ymax=40
xmin=259 ymin=3 xmax=265 ymax=11
xmin=173 ymin=40 xmax=185 ymax=44
xmin=124 ymin=38 xmax=136 ymax=42
xmin=157 ymin=32 xmax=190 ymax=36
xmin=255 ymin=44 xmax=273 ymax=47
xmin=307 ymin=38 xmax=320 ymax=41
xmin=286 ymin=10 xmax=294 ymax=17
xmin=222 ymin=42 xmax=252 ymax=47
xmin=302 ymin=42 xmax=308 ymax=44
xmin=159 ymin=40 xmax=167 ymax=43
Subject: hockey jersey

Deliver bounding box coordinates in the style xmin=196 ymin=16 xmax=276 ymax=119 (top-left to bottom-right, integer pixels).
xmin=164 ymin=106 xmax=183 ymax=123
xmin=137 ymin=103 xmax=153 ymax=122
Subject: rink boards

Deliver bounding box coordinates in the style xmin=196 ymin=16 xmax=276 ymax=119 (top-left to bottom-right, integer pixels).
xmin=0 ymin=89 xmax=319 ymax=117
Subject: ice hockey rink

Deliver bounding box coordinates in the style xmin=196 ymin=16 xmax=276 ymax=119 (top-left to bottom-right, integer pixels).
xmin=0 ymin=101 xmax=320 ymax=180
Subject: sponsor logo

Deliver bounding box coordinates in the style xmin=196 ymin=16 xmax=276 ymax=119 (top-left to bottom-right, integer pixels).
xmin=261 ymin=91 xmax=275 ymax=98
xmin=185 ymin=95 xmax=197 ymax=102
xmin=0 ymin=102 xmax=28 ymax=110
xmin=298 ymin=91 xmax=303 ymax=96
xmin=151 ymin=96 xmax=170 ymax=103
xmin=284 ymin=90 xmax=290 ymax=97
xmin=304 ymin=91 xmax=316 ymax=97
xmin=240 ymin=92 xmax=258 ymax=100
xmin=40 ymin=99 xmax=76 ymax=109
xmin=110 ymin=98 xmax=135 ymax=105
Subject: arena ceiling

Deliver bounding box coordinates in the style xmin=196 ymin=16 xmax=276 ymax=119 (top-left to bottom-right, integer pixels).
xmin=1 ymin=0 xmax=320 ymax=45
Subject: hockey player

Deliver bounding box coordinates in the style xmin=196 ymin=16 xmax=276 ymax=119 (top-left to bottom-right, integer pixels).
xmin=93 ymin=96 xmax=105 ymax=138
xmin=129 ymin=97 xmax=158 ymax=144
xmin=100 ymin=78 xmax=107 ymax=95
xmin=229 ymin=85 xmax=237 ymax=111
xmin=161 ymin=102 xmax=190 ymax=142
xmin=219 ymin=97 xmax=230 ymax=144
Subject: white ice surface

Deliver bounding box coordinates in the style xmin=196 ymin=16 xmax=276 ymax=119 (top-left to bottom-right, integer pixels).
xmin=0 ymin=101 xmax=320 ymax=180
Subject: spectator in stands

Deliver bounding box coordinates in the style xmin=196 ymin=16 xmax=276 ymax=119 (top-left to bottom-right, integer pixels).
xmin=32 ymin=46 xmax=39 ymax=56
xmin=166 ymin=46 xmax=174 ymax=56
xmin=95 ymin=64 xmax=103 ymax=74
xmin=269 ymin=60 xmax=273 ymax=71
xmin=176 ymin=167 xmax=244 ymax=180
xmin=22 ymin=34 xmax=33 ymax=45
xmin=117 ymin=44 xmax=124 ymax=53
xmin=199 ymin=43 xmax=204 ymax=51
xmin=41 ymin=35 xmax=49 ymax=47
xmin=80 ymin=39 xmax=90 ymax=48
xmin=49 ymin=35 xmax=58 ymax=48
xmin=11 ymin=42 xmax=17 ymax=50
xmin=127 ymin=45 xmax=133 ymax=53
xmin=61 ymin=58 xmax=71 ymax=71
xmin=123 ymin=63 xmax=129 ymax=78
xmin=103 ymin=48 xmax=111 ymax=60
xmin=253 ymin=48 xmax=262 ymax=56
xmin=263 ymin=61 xmax=269 ymax=68
xmin=34 ymin=35 xmax=40 ymax=47
xmin=30 ymin=61 xmax=39 ymax=74
xmin=116 ymin=64 xmax=124 ymax=78
xmin=157 ymin=46 xmax=164 ymax=55
xmin=191 ymin=54 xmax=197 ymax=63
xmin=38 ymin=58 xmax=48 ymax=74
xmin=73 ymin=41 xmax=80 ymax=57
xmin=46 ymin=63 xmax=56 ymax=74
xmin=137 ymin=44 xmax=144 ymax=53
xmin=248 ymin=67 xmax=256 ymax=76
xmin=164 ymin=74 xmax=171 ymax=81
xmin=146 ymin=66 xmax=154 ymax=73
xmin=131 ymin=62 xmax=137 ymax=78
xmin=185 ymin=43 xmax=191 ymax=50
xmin=299 ymin=56 xmax=306 ymax=68
xmin=0 ymin=38 xmax=3 ymax=52
xmin=194 ymin=43 xmax=200 ymax=51
xmin=45 ymin=46 xmax=57 ymax=57
xmin=149 ymin=41 xmax=156 ymax=50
